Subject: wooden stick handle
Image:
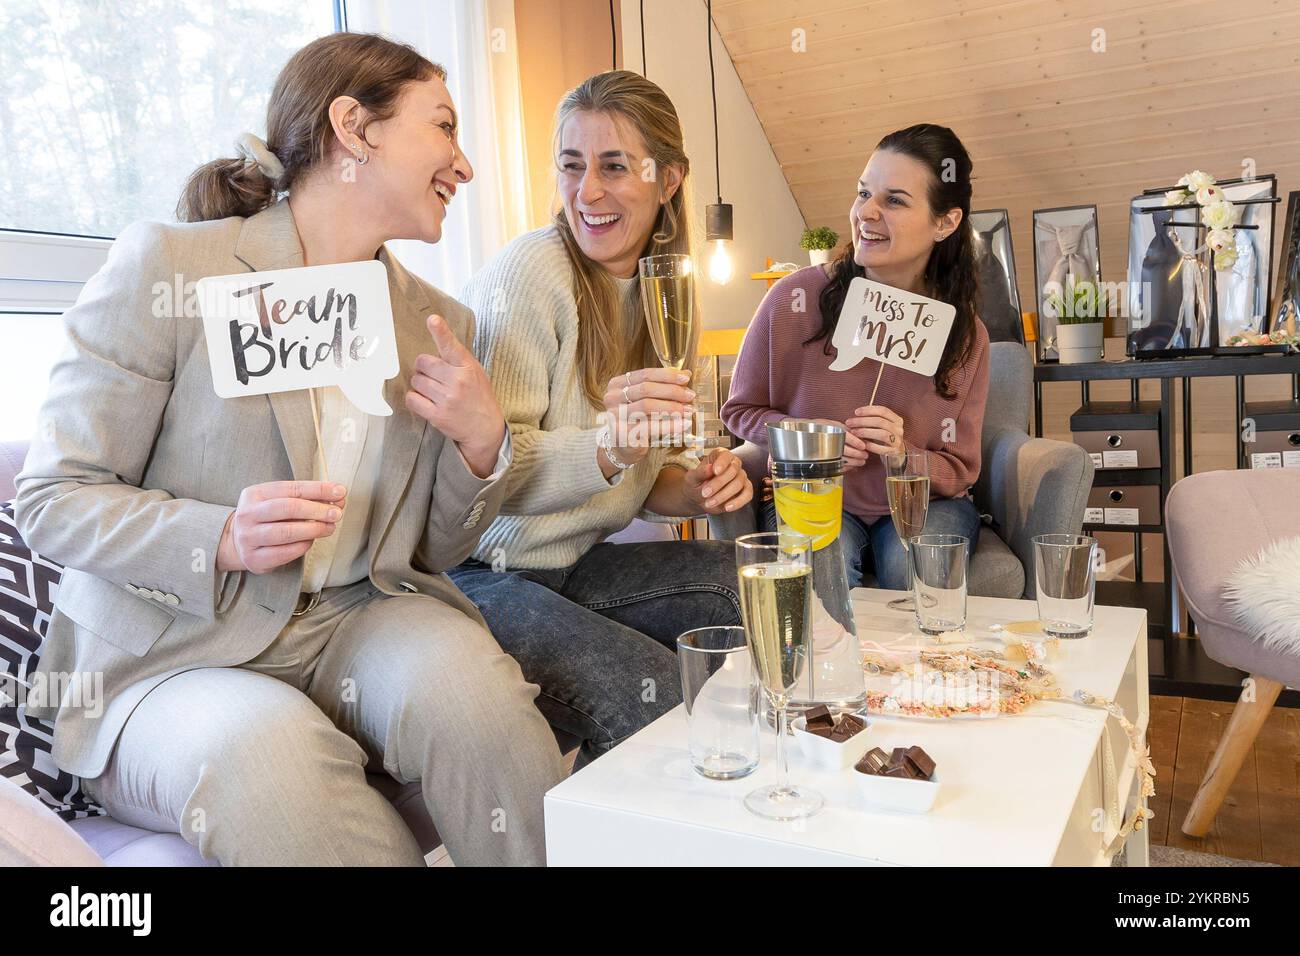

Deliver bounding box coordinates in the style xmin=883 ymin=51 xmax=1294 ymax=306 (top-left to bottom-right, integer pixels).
xmin=867 ymin=363 xmax=885 ymax=407
xmin=308 ymin=388 xmax=329 ymax=485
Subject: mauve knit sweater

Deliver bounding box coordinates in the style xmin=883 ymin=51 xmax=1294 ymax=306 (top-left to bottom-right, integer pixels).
xmin=721 ymin=266 xmax=990 ymax=520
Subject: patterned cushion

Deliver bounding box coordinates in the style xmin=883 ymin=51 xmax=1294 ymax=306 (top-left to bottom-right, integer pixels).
xmin=0 ymin=501 xmax=103 ymax=821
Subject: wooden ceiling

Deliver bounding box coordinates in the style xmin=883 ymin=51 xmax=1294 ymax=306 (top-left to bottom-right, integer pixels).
xmin=711 ymin=0 xmax=1300 ymax=310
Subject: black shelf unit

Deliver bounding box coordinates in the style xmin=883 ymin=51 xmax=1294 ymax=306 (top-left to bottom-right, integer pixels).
xmin=1075 ymin=404 xmax=1166 ymax=582
xmin=1096 ymin=579 xmax=1167 ymax=683
xmin=1034 ymin=351 xmax=1300 ymax=702
xmin=1090 ymin=467 xmax=1163 ymax=487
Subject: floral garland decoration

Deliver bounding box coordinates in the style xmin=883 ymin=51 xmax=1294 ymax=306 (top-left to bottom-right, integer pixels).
xmin=1163 ymin=170 xmax=1240 ymax=270
xmin=1073 ymin=690 xmax=1157 ymax=856
xmin=861 ymin=645 xmax=1061 ymax=718
xmin=861 ymin=646 xmax=1158 ymax=860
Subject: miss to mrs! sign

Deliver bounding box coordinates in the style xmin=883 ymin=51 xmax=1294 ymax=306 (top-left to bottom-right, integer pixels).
xmin=828 ymin=277 xmax=955 ymax=378
xmin=197 ymin=260 xmax=399 ymax=415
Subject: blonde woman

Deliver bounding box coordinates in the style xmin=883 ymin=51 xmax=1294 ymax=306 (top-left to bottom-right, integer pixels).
xmin=15 ymin=33 xmax=565 ymax=866
xmin=452 ymin=71 xmax=753 ymax=766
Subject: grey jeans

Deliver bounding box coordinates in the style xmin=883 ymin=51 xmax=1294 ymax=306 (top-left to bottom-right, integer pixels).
xmin=83 ymin=581 xmax=566 ymax=866
xmin=449 ymin=540 xmax=743 ymax=767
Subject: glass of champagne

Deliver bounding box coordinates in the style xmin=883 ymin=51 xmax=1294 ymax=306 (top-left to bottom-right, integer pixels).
xmin=638 ymin=253 xmax=699 ymax=448
xmin=885 ymin=450 xmax=930 ymax=612
xmin=735 ymin=531 xmax=823 ymax=821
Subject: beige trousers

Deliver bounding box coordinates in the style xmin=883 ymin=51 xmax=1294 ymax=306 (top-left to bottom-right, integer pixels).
xmin=83 ymin=581 xmax=566 ymax=866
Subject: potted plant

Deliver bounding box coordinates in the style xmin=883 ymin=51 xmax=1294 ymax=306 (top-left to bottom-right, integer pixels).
xmin=800 ymin=226 xmax=839 ymax=266
xmin=1047 ymin=279 xmax=1106 ymax=364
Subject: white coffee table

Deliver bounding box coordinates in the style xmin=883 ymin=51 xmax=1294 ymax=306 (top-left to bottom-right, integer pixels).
xmin=545 ymin=589 xmax=1150 ymax=866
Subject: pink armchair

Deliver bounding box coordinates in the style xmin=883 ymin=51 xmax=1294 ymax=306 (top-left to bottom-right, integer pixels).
xmin=1165 ymin=467 xmax=1300 ymax=837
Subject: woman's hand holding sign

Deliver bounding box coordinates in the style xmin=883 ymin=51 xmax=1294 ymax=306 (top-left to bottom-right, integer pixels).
xmin=216 ymin=481 xmax=347 ymax=573
xmin=845 ymin=405 xmax=906 ymax=459
xmin=406 ymin=314 xmax=507 ymax=478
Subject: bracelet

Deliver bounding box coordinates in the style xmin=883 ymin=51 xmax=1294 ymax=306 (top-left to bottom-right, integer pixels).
xmin=599 ymin=426 xmax=636 ymax=470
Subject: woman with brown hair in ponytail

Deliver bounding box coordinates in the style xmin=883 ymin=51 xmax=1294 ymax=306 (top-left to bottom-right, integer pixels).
xmin=722 ymin=124 xmax=990 ymax=592
xmin=452 ymin=71 xmax=753 ymax=767
xmin=16 ymin=32 xmax=566 ymax=866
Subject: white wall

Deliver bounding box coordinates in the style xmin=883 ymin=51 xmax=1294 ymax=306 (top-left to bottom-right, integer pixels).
xmin=621 ymin=0 xmax=806 ymax=330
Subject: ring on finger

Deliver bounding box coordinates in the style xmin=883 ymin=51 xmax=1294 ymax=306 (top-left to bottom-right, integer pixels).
xmin=624 ymin=372 xmax=633 ymax=389
xmin=622 ymin=384 xmax=632 ymax=404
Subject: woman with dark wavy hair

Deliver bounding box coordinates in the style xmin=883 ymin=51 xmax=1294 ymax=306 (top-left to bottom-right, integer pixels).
xmin=722 ymin=123 xmax=990 ymax=590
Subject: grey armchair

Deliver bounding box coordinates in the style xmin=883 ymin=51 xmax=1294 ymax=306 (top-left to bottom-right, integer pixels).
xmin=708 ymin=342 xmax=1095 ymax=599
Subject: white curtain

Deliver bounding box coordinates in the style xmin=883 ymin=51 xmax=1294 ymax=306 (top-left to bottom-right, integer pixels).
xmin=343 ymin=0 xmax=531 ymax=293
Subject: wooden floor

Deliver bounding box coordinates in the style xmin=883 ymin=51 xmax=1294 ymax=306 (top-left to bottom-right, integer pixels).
xmin=1148 ymin=695 xmax=1300 ymax=866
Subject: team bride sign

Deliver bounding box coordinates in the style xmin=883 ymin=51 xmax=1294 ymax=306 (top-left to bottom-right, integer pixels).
xmin=197 ymin=260 xmax=399 ymax=416
xmin=828 ymin=277 xmax=955 ymax=383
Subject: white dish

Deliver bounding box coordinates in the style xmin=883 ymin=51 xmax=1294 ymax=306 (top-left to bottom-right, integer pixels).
xmin=854 ymin=766 xmax=940 ymax=813
xmin=790 ymin=713 xmax=872 ymax=771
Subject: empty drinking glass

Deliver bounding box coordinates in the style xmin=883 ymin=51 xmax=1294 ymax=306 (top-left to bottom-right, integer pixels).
xmin=677 ymin=626 xmax=760 ymax=779
xmin=1034 ymin=534 xmax=1098 ymax=638
xmin=910 ymin=534 xmax=969 ymax=635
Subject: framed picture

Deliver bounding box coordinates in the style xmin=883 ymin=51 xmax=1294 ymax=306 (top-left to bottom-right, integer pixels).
xmin=1032 ymin=204 xmax=1101 ymax=361
xmin=1216 ymin=174 xmax=1277 ymax=345
xmin=1267 ymin=189 xmax=1299 ymax=337
xmin=1125 ymin=193 xmax=1214 ymax=356
xmin=969 ymin=209 xmax=1023 ymax=344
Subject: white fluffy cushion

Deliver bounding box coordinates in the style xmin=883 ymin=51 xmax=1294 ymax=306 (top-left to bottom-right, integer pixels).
xmin=1223 ymin=535 xmax=1300 ymax=656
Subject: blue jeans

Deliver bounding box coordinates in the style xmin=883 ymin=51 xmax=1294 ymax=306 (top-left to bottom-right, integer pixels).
xmin=761 ymin=496 xmax=982 ymax=591
xmin=448 ymin=540 xmax=742 ymax=767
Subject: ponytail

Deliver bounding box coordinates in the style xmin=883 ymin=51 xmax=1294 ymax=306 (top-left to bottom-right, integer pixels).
xmin=176 ymin=156 xmax=281 ymax=223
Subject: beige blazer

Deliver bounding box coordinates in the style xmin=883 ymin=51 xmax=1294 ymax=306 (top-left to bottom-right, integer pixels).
xmin=15 ymin=200 xmax=508 ymax=779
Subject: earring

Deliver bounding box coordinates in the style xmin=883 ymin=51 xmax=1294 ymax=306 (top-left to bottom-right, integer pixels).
xmin=352 ymin=142 xmax=369 ymax=166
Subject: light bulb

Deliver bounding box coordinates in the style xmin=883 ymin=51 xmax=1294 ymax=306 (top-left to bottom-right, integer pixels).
xmin=708 ymin=239 xmax=733 ymax=284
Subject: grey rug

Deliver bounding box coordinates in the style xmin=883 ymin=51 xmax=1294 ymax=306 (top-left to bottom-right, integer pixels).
xmin=1115 ymin=845 xmax=1278 ymax=867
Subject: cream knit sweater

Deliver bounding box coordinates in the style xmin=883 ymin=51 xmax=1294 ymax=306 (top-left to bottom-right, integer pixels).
xmin=460 ymin=226 xmax=686 ymax=571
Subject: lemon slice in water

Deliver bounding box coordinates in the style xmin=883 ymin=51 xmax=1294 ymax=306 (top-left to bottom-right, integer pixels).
xmin=774 ymin=483 xmax=843 ymax=551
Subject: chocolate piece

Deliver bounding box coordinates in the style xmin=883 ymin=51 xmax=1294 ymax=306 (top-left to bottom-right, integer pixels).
xmin=882 ymin=748 xmax=919 ymax=779
xmin=855 ymin=747 xmax=890 ymax=774
xmin=858 ymin=744 xmax=936 ymax=780
xmin=806 ymin=710 xmax=866 ymax=742
xmin=904 ymin=745 xmax=936 ymax=780
xmin=828 ymin=713 xmax=865 ymax=742
xmin=803 ymin=705 xmax=835 ymax=732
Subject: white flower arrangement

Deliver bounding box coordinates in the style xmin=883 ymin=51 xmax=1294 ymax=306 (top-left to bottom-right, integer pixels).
xmin=1163 ymin=170 xmax=1240 ymax=270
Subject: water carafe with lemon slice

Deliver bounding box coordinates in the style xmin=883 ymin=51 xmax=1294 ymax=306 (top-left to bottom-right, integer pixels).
xmin=767 ymin=419 xmax=866 ymax=713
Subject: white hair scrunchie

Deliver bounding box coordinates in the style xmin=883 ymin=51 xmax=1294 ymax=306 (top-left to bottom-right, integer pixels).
xmin=234 ymin=132 xmax=285 ymax=182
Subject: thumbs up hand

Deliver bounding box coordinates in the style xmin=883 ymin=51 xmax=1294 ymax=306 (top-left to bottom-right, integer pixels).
xmin=406 ymin=314 xmax=506 ymax=478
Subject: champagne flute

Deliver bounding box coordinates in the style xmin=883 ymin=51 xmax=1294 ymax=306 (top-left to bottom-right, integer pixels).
xmin=885 ymin=450 xmax=930 ymax=612
xmin=735 ymin=531 xmax=823 ymax=821
xmin=638 ymin=253 xmax=700 ymax=449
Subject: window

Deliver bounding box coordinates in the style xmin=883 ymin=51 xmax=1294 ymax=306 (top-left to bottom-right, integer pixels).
xmin=0 ymin=0 xmax=338 ymax=444
xmin=0 ymin=0 xmax=339 ymax=237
